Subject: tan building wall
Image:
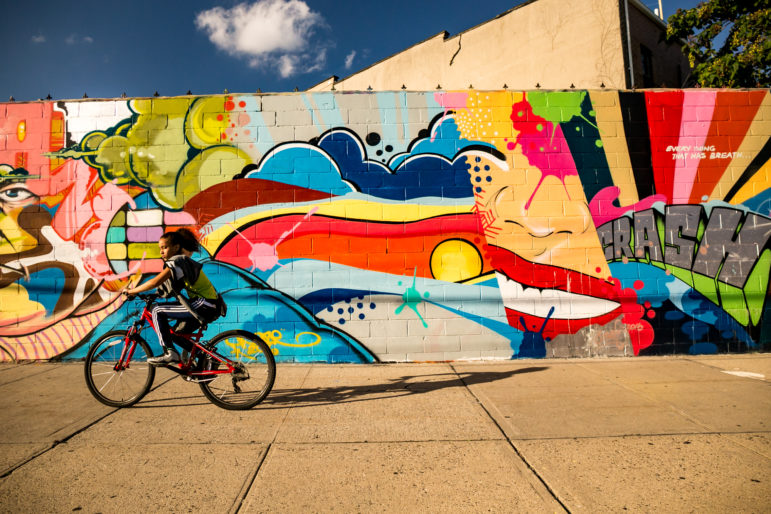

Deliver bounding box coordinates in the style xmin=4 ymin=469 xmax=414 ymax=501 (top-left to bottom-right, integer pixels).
xmin=309 ymin=0 xmax=688 ymax=92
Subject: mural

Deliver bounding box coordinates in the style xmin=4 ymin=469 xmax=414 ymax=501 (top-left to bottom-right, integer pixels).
xmin=0 ymin=90 xmax=768 ymax=362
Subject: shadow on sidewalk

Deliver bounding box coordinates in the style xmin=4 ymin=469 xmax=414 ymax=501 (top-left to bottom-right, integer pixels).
xmin=263 ymin=366 xmax=549 ymax=409
xmin=130 ymin=366 xmax=548 ymax=409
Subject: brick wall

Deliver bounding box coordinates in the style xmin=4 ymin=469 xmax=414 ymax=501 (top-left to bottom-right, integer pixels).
xmin=0 ymin=89 xmax=769 ymax=362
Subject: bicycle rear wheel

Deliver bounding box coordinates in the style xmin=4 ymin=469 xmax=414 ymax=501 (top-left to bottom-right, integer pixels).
xmin=199 ymin=330 xmax=275 ymax=410
xmin=84 ymin=330 xmax=155 ymax=408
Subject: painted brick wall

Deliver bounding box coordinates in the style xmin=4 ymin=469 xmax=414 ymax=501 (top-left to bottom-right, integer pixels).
xmin=0 ymin=90 xmax=769 ymax=362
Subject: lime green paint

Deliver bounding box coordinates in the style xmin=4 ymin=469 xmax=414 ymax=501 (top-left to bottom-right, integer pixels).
xmin=692 ymin=272 xmax=720 ymax=306
xmin=718 ymin=281 xmax=749 ymax=326
xmin=669 ymin=266 xmax=694 ymax=289
xmin=745 ymin=249 xmax=770 ymax=326
xmin=528 ymin=91 xmax=598 ymax=129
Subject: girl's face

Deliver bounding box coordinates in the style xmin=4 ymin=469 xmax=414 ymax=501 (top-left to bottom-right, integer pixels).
xmin=158 ymin=237 xmax=180 ymax=260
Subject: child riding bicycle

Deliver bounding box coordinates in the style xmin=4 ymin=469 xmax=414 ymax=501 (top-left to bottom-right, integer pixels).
xmin=124 ymin=228 xmax=224 ymax=365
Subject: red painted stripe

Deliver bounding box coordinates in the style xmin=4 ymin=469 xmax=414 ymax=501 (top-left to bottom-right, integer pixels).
xmin=646 ymin=91 xmax=685 ymax=203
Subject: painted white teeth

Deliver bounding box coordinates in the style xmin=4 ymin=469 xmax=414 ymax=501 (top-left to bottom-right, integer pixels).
xmin=495 ymin=272 xmax=620 ymax=319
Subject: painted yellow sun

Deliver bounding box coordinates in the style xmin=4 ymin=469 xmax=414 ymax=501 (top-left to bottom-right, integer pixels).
xmin=430 ymin=239 xmax=483 ymax=282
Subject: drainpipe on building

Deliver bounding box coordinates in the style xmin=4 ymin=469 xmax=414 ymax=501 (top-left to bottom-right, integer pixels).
xmin=624 ymin=0 xmax=636 ymax=89
xmin=659 ymin=0 xmax=664 ymax=20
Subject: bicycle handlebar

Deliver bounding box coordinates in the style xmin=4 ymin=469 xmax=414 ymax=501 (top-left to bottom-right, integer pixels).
xmin=125 ymin=292 xmax=160 ymax=304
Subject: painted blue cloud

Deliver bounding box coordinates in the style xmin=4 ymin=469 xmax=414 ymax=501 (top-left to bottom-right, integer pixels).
xmin=317 ymin=128 xmax=477 ymax=200
xmin=245 ymin=115 xmax=497 ymax=201
xmin=245 ymin=142 xmax=355 ymax=195
xmin=389 ymin=113 xmax=481 ymax=168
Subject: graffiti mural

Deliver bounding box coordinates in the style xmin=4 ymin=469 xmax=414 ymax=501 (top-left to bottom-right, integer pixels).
xmin=0 ymin=90 xmax=768 ymax=362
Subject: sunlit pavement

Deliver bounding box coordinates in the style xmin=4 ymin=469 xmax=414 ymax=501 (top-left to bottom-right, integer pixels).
xmin=0 ymin=355 xmax=769 ymax=512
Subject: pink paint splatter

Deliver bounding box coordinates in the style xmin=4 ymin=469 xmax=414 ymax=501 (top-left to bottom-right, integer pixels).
xmin=588 ymin=186 xmax=666 ymax=226
xmin=229 ymin=207 xmax=319 ymax=272
xmin=509 ymin=98 xmax=578 ymax=210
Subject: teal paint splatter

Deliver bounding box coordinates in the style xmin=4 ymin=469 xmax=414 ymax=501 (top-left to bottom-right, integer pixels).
xmin=395 ymin=267 xmax=430 ymax=328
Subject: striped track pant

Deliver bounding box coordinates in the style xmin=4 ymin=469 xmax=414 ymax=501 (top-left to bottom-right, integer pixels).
xmin=151 ymin=298 xmax=215 ymax=351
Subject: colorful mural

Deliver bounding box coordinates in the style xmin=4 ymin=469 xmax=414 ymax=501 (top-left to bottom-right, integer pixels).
xmin=0 ymin=90 xmax=769 ymax=362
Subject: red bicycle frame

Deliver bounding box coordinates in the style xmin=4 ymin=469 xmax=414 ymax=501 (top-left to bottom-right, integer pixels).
xmin=114 ymin=296 xmax=237 ymax=380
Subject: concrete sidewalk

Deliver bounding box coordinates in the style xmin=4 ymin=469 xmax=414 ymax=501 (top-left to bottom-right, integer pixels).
xmin=0 ymin=355 xmax=769 ymax=513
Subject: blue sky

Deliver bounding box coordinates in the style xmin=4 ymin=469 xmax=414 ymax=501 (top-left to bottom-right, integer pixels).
xmin=1 ymin=0 xmax=703 ymax=102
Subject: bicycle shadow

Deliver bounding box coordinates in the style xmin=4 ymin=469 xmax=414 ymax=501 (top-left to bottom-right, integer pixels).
xmin=132 ymin=366 xmax=548 ymax=409
xmin=261 ymin=366 xmax=549 ymax=409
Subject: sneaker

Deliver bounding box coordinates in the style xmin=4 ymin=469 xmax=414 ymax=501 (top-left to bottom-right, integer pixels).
xmin=148 ymin=350 xmax=181 ymax=365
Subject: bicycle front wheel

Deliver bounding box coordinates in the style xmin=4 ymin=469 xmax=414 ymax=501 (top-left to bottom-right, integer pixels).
xmin=84 ymin=330 xmax=155 ymax=408
xmin=199 ymin=330 xmax=275 ymax=410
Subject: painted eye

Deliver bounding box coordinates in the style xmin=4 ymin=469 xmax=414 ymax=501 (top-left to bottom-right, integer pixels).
xmin=0 ymin=187 xmax=37 ymax=204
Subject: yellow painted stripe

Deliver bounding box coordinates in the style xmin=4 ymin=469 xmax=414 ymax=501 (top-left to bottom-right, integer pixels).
xmin=729 ymin=158 xmax=770 ymax=206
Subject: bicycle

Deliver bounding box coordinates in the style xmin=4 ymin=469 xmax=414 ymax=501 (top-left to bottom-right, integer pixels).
xmin=84 ymin=292 xmax=276 ymax=410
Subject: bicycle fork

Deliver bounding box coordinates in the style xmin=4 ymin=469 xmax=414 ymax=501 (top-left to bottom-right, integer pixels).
xmin=114 ymin=333 xmax=144 ymax=372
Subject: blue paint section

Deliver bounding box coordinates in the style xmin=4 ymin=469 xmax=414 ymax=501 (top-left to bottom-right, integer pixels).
xmin=390 ymin=114 xmax=482 ymax=169
xmin=517 ymin=307 xmax=554 ymax=358
xmin=741 ymin=188 xmax=771 ymax=216
xmin=272 ymin=260 xmax=507 ymax=323
xmin=317 ymin=129 xmax=475 ymax=200
xmin=689 ymin=343 xmax=718 ymax=355
xmin=247 ymin=142 xmax=355 ymax=195
xmin=15 ymin=268 xmax=65 ymax=315
xmin=244 ymin=113 xmax=487 ymax=200
xmin=609 ymin=262 xmax=755 ymax=352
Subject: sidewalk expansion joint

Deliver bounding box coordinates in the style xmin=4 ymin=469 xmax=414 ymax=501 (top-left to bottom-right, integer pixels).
xmin=230 ymin=365 xmax=311 ymax=513
xmin=0 ymin=374 xmax=177 ymax=479
xmin=230 ymin=443 xmax=271 ymax=514
xmin=449 ymin=363 xmax=571 ymax=513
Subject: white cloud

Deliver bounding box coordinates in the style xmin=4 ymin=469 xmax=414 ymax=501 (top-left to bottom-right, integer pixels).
xmin=277 ymin=55 xmax=297 ymax=77
xmin=31 ymin=34 xmax=46 ymax=44
xmin=195 ymin=0 xmax=330 ymax=77
xmin=344 ymin=50 xmax=356 ymax=70
xmin=64 ymin=33 xmax=95 ymax=45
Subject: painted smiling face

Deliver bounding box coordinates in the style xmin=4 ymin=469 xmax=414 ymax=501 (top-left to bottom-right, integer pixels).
xmin=452 ymin=92 xmax=623 ymax=341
